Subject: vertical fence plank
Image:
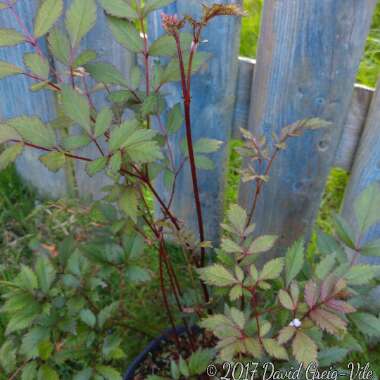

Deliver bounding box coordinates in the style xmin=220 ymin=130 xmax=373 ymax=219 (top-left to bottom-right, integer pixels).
xmin=149 ymin=0 xmax=242 ymax=243
xmin=0 ymin=2 xmax=66 ymax=198
xmin=238 ymin=0 xmax=376 ymax=256
xmin=341 ymin=79 xmax=380 ymax=265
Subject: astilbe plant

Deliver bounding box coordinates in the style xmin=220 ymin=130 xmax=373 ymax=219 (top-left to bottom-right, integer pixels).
xmin=0 ymin=0 xmax=380 ymax=379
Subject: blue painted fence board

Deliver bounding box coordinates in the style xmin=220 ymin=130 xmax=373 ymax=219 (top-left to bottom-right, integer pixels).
xmin=238 ymin=0 xmax=376 ymax=256
xmin=341 ymin=78 xmax=380 ymax=265
xmin=148 ymin=0 xmax=242 ymax=243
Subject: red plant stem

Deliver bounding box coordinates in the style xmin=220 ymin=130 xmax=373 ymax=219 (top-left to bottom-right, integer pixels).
xmin=22 ymin=73 xmax=61 ymax=92
xmin=173 ymin=33 xmax=206 ymax=267
xmin=159 ymin=242 xmax=181 ymax=349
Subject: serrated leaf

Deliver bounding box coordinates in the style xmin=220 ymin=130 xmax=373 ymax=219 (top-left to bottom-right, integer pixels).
xmin=354 ymin=183 xmax=380 ymax=235
xmin=20 ymin=327 xmax=49 ymax=359
xmin=109 ymin=151 xmax=121 ymax=173
xmin=278 ymin=289 xmax=294 ymax=310
xmin=125 ymin=266 xmax=151 ymax=284
xmin=149 ymin=32 xmax=193 ymax=57
xmin=80 ymin=308 xmax=96 ymax=327
xmin=130 ymin=66 xmax=141 ymax=90
xmin=86 ymin=157 xmax=107 ymax=177
xmin=95 ymin=108 xmax=113 ymax=138
xmin=21 ymin=362 xmax=38 ymax=380
xmin=63 ymin=134 xmax=91 ymax=150
xmin=360 ymin=239 xmax=380 ymax=256
xmin=193 ymin=138 xmax=223 ymax=154
xmin=24 ymin=53 xmax=49 ymax=78
xmin=96 ymin=365 xmax=122 ymax=380
xmin=85 ymin=62 xmax=128 ymax=86
xmin=0 ymin=143 xmax=23 ymax=170
xmin=260 ymin=258 xmax=284 ymax=280
xmin=118 ymin=188 xmax=138 ymax=222
xmin=199 ymin=314 xmax=231 ymax=331
xmin=345 ymin=264 xmax=378 ymax=285
xmin=47 ymin=27 xmax=70 ymax=65
xmin=285 ymin=239 xmax=304 ymax=286
xmin=304 ymin=280 xmax=319 ymax=308
xmin=263 ymin=339 xmax=288 ymax=360
xmin=0 ymin=60 xmax=23 ymax=78
xmin=65 ymin=0 xmax=97 ymax=46
xmin=318 ymin=347 xmax=349 ymax=367
xmin=195 ymin=155 xmax=214 ymax=170
xmin=350 ymin=312 xmax=380 ymax=337
xmin=221 ymin=238 xmax=243 ymax=254
xmin=197 ymin=264 xmax=236 ymax=287
xmin=38 ymin=365 xmax=59 ymax=380
xmin=34 ymin=0 xmax=63 ymax=38
xmin=249 ymin=235 xmax=278 ymax=255
xmin=0 ymin=340 xmax=16 ymax=374
xmin=39 ymin=151 xmax=66 ymax=172
xmin=167 ymin=103 xmax=183 ymax=133
xmin=0 ymin=28 xmax=24 ymax=46
xmin=73 ymin=368 xmax=93 ymax=380
xmin=8 ymin=116 xmax=56 ymax=148
xmin=188 ymin=349 xmax=214 ymax=376
xmin=333 ymin=214 xmax=356 ymax=249
xmin=226 ymin=204 xmax=248 ymax=235
xmin=99 ymin=0 xmax=138 ymax=20
xmin=61 ymin=85 xmax=91 ymax=133
xmin=38 ymin=339 xmax=53 ymax=360
xmin=98 ymin=302 xmax=119 ymax=328
xmin=310 ymin=308 xmax=347 ymax=335
xmin=6 ymin=306 xmax=40 ymax=335
xmin=73 ymin=49 xmax=97 ymax=68
xmin=278 ymin=326 xmax=296 ymax=344
xmin=0 ymin=123 xmax=20 ymax=143
xmin=35 ymin=256 xmax=56 ymax=293
xmin=316 ymin=253 xmax=336 ymax=280
xmin=325 ymin=299 xmax=356 ymax=314
xmin=292 ymin=332 xmax=317 ymax=365
xmin=107 ymin=16 xmax=143 ymax=53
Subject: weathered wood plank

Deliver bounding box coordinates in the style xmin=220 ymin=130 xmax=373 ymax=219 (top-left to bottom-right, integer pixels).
xmin=341 ymin=79 xmax=380 ymax=265
xmin=148 ymin=0 xmax=242 ymax=243
xmin=232 ymin=58 xmax=374 ymax=172
xmin=238 ymin=0 xmax=376 ymax=257
xmin=0 ymin=2 xmax=66 ymax=198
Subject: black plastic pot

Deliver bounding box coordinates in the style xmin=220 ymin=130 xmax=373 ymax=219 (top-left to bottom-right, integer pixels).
xmin=124 ymin=326 xmax=199 ymax=380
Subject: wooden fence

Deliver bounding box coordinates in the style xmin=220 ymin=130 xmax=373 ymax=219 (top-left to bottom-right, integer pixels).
xmin=0 ymin=0 xmax=379 ymax=262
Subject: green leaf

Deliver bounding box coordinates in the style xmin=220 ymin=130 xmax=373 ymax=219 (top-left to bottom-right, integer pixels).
xmin=65 ymin=0 xmax=97 ymax=46
xmin=80 ymin=308 xmax=96 ymax=327
xmin=6 ymin=308 xmax=40 ymax=335
xmin=263 ymin=338 xmax=288 ymax=360
xmin=260 ymin=258 xmax=284 ymax=280
xmin=96 ymin=365 xmax=122 ymax=380
xmin=249 ymin=235 xmax=278 ymax=254
xmin=35 ymin=256 xmax=56 ymax=293
xmin=285 ymin=239 xmax=304 ymax=286
xmin=95 ymin=108 xmax=113 ymax=138
xmin=149 ymin=32 xmax=192 ymax=57
xmin=109 ymin=151 xmax=122 ymax=173
xmin=195 ymin=154 xmax=214 ymax=170
xmin=34 ymin=0 xmax=63 ymax=38
xmin=118 ymin=188 xmax=138 ymax=222
xmin=333 ymin=214 xmax=356 ymax=249
xmin=144 ymin=0 xmax=176 ymax=14
xmin=125 ymin=266 xmax=151 ymax=284
xmin=130 ymin=66 xmax=141 ymax=90
xmin=39 ymin=151 xmax=66 ymax=172
xmin=167 ymin=103 xmax=183 ymax=133
xmin=107 ymin=16 xmax=143 ymax=53
xmin=98 ymin=302 xmax=119 ymax=327
xmin=86 ymin=157 xmax=108 ymax=177
xmin=0 ymin=123 xmax=20 ymax=143
xmin=19 ymin=265 xmax=38 ymax=289
xmin=0 ymin=60 xmax=23 ymax=78
xmin=0 ymin=143 xmax=23 ymax=170
xmin=21 ymin=362 xmax=38 ymax=380
xmin=99 ymin=0 xmax=138 ymax=20
xmin=292 ymin=332 xmax=317 ymax=365
xmin=193 ymin=138 xmax=223 ymax=154
xmin=0 ymin=28 xmax=24 ymax=46
xmin=85 ymin=62 xmax=128 ymax=86
xmin=38 ymin=365 xmax=59 ymax=380
xmin=188 ymin=349 xmax=214 ymax=375
xmin=278 ymin=289 xmax=294 ymax=310
xmin=63 ymin=134 xmax=91 ymax=150
xmin=141 ymin=94 xmax=165 ymax=116
xmin=124 ymin=130 xmax=163 ymax=163
xmin=318 ymin=347 xmax=349 ymax=367
xmin=47 ymin=27 xmax=70 ymax=65
xmin=38 ymin=339 xmax=53 ymax=360
xmin=315 ymin=253 xmax=336 ymax=280
xmin=73 ymin=369 xmax=93 ymax=380
xmin=109 ymin=120 xmax=138 ymax=151
xmin=345 ymin=264 xmax=378 ymax=285
xmin=350 ymin=312 xmax=380 ymax=337
xmin=225 ymin=204 xmax=248 ymax=236
xmin=73 ymin=49 xmax=97 ymax=68
xmin=20 ymin=327 xmax=49 ymax=359
xmin=61 ymin=85 xmax=91 ymax=133
xmin=197 ymin=264 xmax=236 ymax=287
xmin=354 ymin=183 xmax=380 ymax=235
xmin=24 ymin=53 xmax=49 ymax=78
xmin=361 ymin=239 xmax=380 ymax=257
xmin=0 ymin=341 xmax=16 ymax=374
xmin=8 ymin=116 xmax=56 ymax=148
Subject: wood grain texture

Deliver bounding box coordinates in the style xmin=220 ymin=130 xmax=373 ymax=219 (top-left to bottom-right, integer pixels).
xmin=238 ymin=0 xmax=376 ymax=257
xmin=148 ymin=0 xmax=242 ymax=243
xmin=341 ymin=79 xmax=380 ymax=265
xmin=232 ymin=58 xmax=374 ymax=171
xmin=0 ymin=2 xmax=66 ymax=198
